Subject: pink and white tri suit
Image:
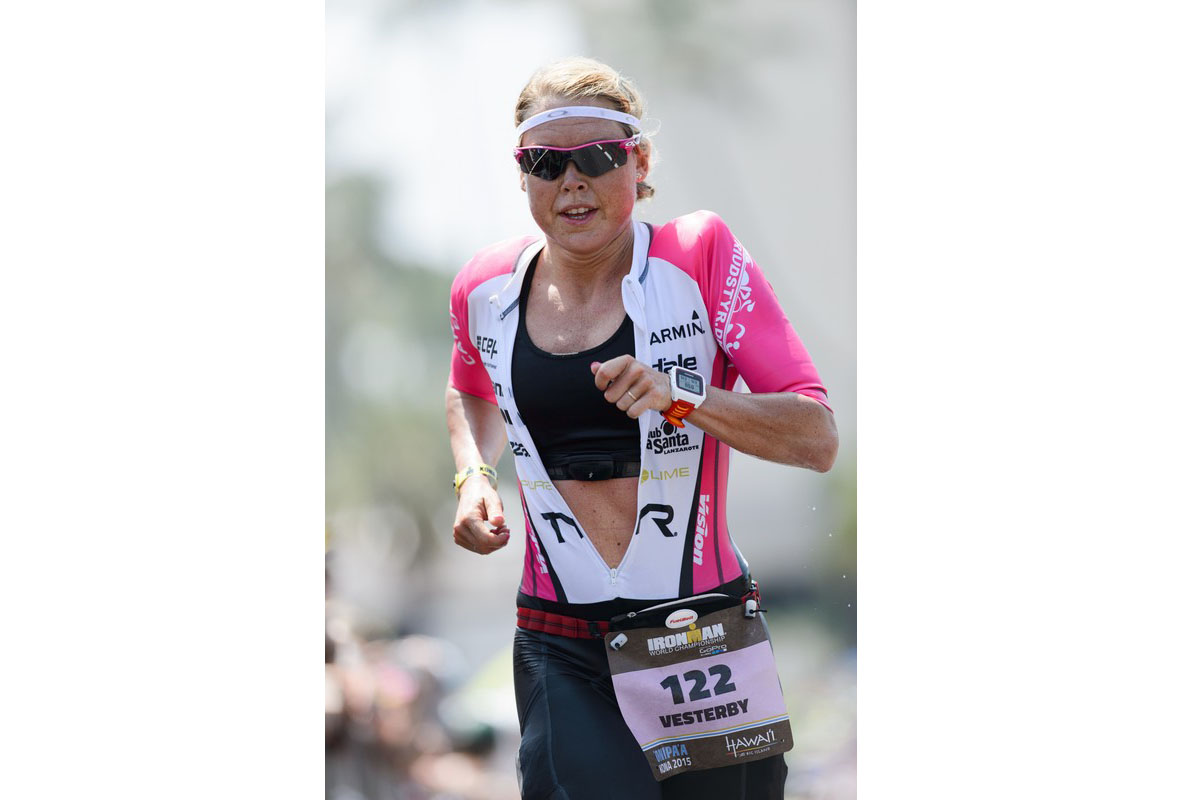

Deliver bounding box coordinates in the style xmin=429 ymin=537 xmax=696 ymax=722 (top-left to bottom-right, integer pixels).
xmin=449 ymin=211 xmax=830 ymax=607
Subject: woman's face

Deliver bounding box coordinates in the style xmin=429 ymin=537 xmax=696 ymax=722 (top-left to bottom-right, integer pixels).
xmin=518 ymin=97 xmax=648 ymax=259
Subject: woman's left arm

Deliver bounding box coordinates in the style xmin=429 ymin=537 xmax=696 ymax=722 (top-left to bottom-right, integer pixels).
xmin=684 ymin=386 xmax=837 ymax=471
xmin=591 ymin=358 xmax=838 ymax=472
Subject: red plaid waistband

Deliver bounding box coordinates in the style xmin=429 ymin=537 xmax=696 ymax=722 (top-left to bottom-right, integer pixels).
xmin=516 ymin=607 xmax=609 ymax=639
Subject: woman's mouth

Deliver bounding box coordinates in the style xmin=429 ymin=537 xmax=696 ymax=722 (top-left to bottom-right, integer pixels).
xmin=560 ymin=207 xmax=597 ymax=224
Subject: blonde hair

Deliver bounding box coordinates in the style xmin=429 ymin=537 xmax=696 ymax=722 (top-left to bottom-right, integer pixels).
xmin=515 ymin=57 xmax=657 ymax=201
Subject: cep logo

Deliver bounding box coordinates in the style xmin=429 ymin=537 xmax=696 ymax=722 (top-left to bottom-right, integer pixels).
xmin=475 ymin=335 xmax=498 ymax=358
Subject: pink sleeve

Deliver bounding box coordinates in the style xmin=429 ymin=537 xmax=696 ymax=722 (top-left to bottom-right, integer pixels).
xmin=698 ymin=213 xmax=832 ymax=412
xmin=448 ymin=269 xmax=496 ymax=404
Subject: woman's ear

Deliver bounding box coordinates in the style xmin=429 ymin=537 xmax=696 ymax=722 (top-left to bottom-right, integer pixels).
xmin=633 ymin=143 xmax=650 ymax=182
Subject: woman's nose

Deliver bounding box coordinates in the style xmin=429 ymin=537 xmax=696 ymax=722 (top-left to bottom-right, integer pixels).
xmin=558 ymin=159 xmax=588 ymax=189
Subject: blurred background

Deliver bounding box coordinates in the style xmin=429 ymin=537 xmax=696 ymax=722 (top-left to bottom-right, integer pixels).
xmin=326 ymin=0 xmax=855 ymax=797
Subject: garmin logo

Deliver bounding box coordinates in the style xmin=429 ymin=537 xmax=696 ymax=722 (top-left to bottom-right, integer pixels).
xmin=652 ymin=354 xmax=697 ymax=374
xmin=650 ymin=311 xmax=706 ymax=345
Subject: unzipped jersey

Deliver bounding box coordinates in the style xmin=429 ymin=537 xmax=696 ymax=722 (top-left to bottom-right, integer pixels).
xmin=448 ymin=211 xmax=830 ymax=605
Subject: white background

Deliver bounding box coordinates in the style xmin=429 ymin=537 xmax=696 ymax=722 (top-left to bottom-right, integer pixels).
xmin=3 ymin=1 xmax=1179 ymax=798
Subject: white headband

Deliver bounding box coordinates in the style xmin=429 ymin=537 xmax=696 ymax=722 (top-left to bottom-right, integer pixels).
xmin=515 ymin=105 xmax=642 ymax=138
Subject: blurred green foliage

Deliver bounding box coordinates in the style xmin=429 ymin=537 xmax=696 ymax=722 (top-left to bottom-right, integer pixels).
xmin=327 ymin=176 xmax=456 ymax=550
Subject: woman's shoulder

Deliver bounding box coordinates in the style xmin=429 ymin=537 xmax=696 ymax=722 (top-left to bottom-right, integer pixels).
xmin=650 ymin=210 xmax=734 ymax=246
xmin=648 ymin=210 xmax=735 ymax=263
xmin=452 ymin=234 xmax=540 ymax=292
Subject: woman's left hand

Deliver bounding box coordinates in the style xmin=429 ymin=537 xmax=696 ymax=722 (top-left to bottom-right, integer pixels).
xmin=591 ymin=355 xmax=838 ymax=471
xmin=591 ymin=356 xmax=672 ymax=419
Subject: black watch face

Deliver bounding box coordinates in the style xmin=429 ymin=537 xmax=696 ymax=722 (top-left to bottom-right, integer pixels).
xmin=675 ymin=369 xmax=704 ymax=396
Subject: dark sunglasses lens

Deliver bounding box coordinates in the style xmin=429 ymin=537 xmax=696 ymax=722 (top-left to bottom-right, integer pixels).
xmin=569 ymin=141 xmax=628 ymax=177
xmin=519 ymin=149 xmax=566 ymax=180
xmin=518 ymin=141 xmax=631 ymax=180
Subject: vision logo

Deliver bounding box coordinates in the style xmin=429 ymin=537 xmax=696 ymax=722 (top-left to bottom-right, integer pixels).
xmin=650 ymin=311 xmax=706 ymax=345
xmin=692 ymin=494 xmax=711 ymax=566
xmin=527 ymin=529 xmax=549 ymax=575
xmin=713 ymin=242 xmax=757 ymax=356
xmin=724 ymin=728 xmax=777 ymax=758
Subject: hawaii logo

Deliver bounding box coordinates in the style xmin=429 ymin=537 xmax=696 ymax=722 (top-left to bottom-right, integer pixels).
xmin=724 ymin=728 xmax=777 ymax=758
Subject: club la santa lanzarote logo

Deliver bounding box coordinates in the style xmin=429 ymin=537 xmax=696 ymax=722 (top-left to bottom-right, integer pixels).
xmin=646 ymin=420 xmax=696 ymax=454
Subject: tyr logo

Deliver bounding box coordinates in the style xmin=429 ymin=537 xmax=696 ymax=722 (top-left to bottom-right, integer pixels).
xmin=636 ymin=504 xmax=676 ymax=537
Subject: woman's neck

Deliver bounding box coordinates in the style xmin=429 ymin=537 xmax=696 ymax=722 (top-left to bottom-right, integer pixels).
xmin=540 ymin=222 xmax=635 ymax=299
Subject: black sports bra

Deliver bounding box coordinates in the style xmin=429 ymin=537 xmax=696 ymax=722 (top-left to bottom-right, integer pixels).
xmin=512 ymin=254 xmax=641 ymax=480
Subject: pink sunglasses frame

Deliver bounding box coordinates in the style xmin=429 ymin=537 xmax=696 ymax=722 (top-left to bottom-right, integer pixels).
xmin=512 ymin=136 xmax=641 ymax=177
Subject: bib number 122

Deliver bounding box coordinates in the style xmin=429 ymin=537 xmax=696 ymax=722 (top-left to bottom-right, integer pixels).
xmin=658 ymin=664 xmax=737 ymax=705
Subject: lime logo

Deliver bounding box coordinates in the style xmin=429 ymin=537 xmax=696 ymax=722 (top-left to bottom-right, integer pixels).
xmin=665 ymin=609 xmax=698 ymax=629
xmin=641 ymin=467 xmax=690 ymax=483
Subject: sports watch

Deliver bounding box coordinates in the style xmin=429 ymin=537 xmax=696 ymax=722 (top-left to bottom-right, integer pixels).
xmin=661 ymin=366 xmax=707 ymax=428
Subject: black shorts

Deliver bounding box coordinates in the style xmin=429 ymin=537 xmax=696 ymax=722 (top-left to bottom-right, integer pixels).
xmin=513 ymin=627 xmax=787 ymax=800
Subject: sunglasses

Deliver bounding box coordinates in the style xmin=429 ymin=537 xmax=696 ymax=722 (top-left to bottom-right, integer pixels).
xmin=513 ymin=136 xmax=640 ymax=181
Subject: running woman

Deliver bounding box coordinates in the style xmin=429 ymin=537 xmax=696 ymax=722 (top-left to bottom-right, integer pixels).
xmin=446 ymin=57 xmax=838 ymax=800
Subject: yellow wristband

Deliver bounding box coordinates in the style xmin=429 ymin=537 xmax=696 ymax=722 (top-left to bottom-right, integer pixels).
xmin=454 ymin=464 xmax=497 ymax=496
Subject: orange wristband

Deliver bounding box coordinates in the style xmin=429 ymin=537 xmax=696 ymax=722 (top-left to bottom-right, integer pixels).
xmin=661 ymin=399 xmax=696 ymax=429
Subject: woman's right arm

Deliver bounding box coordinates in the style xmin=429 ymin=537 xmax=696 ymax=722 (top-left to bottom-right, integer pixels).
xmin=445 ymin=384 xmax=511 ymax=555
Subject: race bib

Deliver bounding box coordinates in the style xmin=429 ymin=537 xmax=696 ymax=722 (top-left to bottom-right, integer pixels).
xmin=605 ymin=595 xmax=793 ymax=781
